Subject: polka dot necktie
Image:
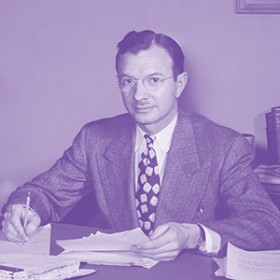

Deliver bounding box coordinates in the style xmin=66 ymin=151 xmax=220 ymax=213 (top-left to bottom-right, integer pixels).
xmin=135 ymin=134 xmax=160 ymax=236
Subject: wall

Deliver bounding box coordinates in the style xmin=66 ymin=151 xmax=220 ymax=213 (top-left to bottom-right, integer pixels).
xmin=1 ymin=0 xmax=280 ymax=207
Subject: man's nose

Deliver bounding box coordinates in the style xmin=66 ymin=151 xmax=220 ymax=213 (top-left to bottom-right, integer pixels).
xmin=133 ymin=80 xmax=148 ymax=101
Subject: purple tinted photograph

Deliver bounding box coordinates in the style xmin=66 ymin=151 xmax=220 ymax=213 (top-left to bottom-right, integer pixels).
xmin=1 ymin=1 xmax=280 ymax=279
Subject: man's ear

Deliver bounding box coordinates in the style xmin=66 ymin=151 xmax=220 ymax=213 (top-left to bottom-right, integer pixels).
xmin=175 ymin=72 xmax=188 ymax=98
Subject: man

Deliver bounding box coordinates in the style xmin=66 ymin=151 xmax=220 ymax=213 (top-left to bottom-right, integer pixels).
xmin=2 ymin=30 xmax=280 ymax=261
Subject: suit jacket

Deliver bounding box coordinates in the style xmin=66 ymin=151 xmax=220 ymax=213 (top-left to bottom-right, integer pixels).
xmin=6 ymin=110 xmax=280 ymax=251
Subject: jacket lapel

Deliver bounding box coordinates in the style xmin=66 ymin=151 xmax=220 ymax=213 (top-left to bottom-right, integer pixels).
xmin=96 ymin=112 xmax=211 ymax=230
xmin=155 ymin=112 xmax=211 ymax=226
xmin=97 ymin=120 xmax=138 ymax=231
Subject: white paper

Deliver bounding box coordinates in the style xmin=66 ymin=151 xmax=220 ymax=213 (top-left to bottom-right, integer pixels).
xmin=57 ymin=227 xmax=159 ymax=268
xmin=214 ymin=243 xmax=280 ymax=280
xmin=254 ymin=164 xmax=280 ymax=184
xmin=61 ymin=250 xmax=158 ymax=269
xmin=0 ymin=253 xmax=96 ymax=279
xmin=0 ymin=253 xmax=77 ymax=274
xmin=213 ymin=257 xmax=226 ymax=277
xmin=0 ymin=224 xmax=51 ymax=255
xmin=57 ymin=227 xmax=149 ymax=252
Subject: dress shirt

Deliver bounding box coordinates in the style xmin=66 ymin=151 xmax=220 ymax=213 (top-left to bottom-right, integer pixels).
xmin=134 ymin=115 xmax=177 ymax=188
xmin=134 ymin=114 xmax=221 ymax=254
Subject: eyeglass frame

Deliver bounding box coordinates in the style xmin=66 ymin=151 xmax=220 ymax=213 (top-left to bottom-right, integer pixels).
xmin=117 ymin=74 xmax=174 ymax=92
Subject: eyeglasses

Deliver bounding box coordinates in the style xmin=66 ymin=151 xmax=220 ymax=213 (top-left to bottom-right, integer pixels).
xmin=117 ymin=75 xmax=174 ymax=92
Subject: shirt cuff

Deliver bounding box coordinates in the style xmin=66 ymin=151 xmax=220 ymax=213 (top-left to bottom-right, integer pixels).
xmin=198 ymin=224 xmax=221 ymax=254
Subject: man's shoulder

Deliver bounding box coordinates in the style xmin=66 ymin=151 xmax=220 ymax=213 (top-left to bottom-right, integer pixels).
xmin=191 ymin=111 xmax=239 ymax=136
xmin=184 ymin=111 xmax=240 ymax=139
xmin=179 ymin=111 xmax=249 ymax=161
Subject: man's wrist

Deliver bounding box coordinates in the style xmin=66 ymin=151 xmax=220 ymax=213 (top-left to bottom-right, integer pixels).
xmin=180 ymin=223 xmax=204 ymax=250
xmin=195 ymin=224 xmax=206 ymax=250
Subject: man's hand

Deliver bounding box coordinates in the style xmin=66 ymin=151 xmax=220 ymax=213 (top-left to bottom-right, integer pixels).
xmin=132 ymin=222 xmax=201 ymax=261
xmin=1 ymin=204 xmax=41 ymax=242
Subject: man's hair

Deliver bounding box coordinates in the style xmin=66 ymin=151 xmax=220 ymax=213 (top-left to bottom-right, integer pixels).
xmin=116 ymin=30 xmax=185 ymax=78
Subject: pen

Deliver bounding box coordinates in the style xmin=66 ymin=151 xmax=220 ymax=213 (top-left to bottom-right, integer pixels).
xmin=23 ymin=192 xmax=30 ymax=230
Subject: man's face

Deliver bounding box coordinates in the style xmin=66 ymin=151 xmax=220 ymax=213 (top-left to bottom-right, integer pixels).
xmin=117 ymin=45 xmax=187 ymax=134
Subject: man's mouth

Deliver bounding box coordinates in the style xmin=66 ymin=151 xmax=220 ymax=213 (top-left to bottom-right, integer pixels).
xmin=135 ymin=105 xmax=153 ymax=112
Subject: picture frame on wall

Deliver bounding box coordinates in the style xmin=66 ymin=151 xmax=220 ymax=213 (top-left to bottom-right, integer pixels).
xmin=236 ymin=0 xmax=280 ymax=14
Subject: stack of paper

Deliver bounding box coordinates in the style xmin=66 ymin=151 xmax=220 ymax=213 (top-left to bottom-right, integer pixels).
xmin=0 ymin=224 xmax=51 ymax=255
xmin=0 ymin=224 xmax=95 ymax=279
xmin=57 ymin=227 xmax=159 ymax=268
xmin=214 ymin=243 xmax=280 ymax=279
xmin=254 ymin=164 xmax=280 ymax=184
xmin=0 ymin=253 xmax=95 ymax=280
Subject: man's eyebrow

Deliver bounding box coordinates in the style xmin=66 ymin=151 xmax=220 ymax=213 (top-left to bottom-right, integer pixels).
xmin=146 ymin=72 xmax=164 ymax=77
xmin=117 ymin=73 xmax=135 ymax=79
xmin=117 ymin=72 xmax=165 ymax=79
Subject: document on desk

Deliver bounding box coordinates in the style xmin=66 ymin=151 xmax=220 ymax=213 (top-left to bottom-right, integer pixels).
xmin=0 ymin=253 xmax=96 ymax=279
xmin=57 ymin=227 xmax=159 ymax=269
xmin=0 ymin=224 xmax=51 ymax=255
xmin=254 ymin=164 xmax=280 ymax=184
xmin=214 ymin=242 xmax=280 ymax=280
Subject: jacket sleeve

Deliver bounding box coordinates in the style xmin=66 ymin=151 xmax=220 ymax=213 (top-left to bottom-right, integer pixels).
xmin=2 ymin=124 xmax=92 ymax=225
xmin=203 ymin=136 xmax=280 ymax=253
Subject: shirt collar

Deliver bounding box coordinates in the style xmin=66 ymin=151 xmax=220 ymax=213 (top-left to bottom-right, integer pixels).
xmin=135 ymin=114 xmax=178 ymax=153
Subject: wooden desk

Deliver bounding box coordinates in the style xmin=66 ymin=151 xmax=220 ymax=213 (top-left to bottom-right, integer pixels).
xmin=51 ymin=223 xmax=221 ymax=280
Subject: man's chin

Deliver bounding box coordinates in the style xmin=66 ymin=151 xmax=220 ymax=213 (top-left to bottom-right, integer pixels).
xmin=132 ymin=114 xmax=156 ymax=126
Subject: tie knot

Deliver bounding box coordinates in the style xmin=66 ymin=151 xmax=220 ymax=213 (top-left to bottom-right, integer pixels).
xmin=144 ymin=134 xmax=155 ymax=146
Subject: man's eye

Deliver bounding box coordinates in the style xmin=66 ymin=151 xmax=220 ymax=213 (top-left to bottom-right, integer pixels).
xmin=149 ymin=77 xmax=161 ymax=84
xmin=121 ymin=78 xmax=134 ymax=85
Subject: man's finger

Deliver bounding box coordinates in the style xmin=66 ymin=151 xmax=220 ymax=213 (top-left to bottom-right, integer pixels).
xmin=25 ymin=214 xmax=41 ymax=236
xmin=2 ymin=219 xmax=24 ymax=242
xmin=136 ymin=226 xmax=174 ymax=251
xmin=149 ymin=224 xmax=170 ymax=240
xmin=7 ymin=210 xmax=27 ymax=240
xmin=137 ymin=233 xmax=169 ymax=250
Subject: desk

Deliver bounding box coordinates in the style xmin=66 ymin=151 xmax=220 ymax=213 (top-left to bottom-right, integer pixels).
xmin=51 ymin=223 xmax=221 ymax=280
